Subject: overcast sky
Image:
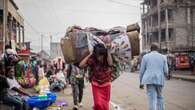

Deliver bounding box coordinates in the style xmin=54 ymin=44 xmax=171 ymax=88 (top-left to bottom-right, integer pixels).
xmin=14 ymin=0 xmax=141 ymax=53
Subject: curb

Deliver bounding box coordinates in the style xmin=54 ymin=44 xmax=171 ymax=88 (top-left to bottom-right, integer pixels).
xmin=172 ymin=75 xmax=195 ymax=82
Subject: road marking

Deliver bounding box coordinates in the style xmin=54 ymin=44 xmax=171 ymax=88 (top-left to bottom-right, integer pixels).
xmin=110 ymin=101 xmax=124 ymax=110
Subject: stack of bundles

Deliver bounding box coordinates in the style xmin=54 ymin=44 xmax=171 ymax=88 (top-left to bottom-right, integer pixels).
xmin=126 ymin=23 xmax=140 ymax=58
xmin=61 ymin=26 xmax=132 ymax=64
xmin=61 ymin=25 xmax=140 ymax=80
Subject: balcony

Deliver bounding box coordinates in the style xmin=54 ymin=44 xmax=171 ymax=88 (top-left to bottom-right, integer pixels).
xmin=160 ymin=41 xmax=175 ymax=51
xmin=160 ymin=21 xmax=174 ymax=29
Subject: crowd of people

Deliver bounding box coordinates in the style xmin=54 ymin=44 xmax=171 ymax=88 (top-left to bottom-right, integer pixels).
xmin=0 ymin=44 xmax=86 ymax=110
xmin=0 ymin=43 xmax=117 ymax=110
xmin=2 ymin=42 xmax=193 ymax=110
xmin=0 ymin=45 xmax=33 ymax=110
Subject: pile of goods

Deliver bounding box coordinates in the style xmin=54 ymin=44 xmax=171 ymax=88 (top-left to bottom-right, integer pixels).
xmin=61 ymin=23 xmax=140 ymax=81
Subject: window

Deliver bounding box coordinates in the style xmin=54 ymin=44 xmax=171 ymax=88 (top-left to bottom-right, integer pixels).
xmin=169 ymin=29 xmax=174 ymax=41
xmin=168 ymin=9 xmax=173 ymax=21
xmin=161 ymin=29 xmax=166 ymax=42
xmin=161 ymin=11 xmax=165 ymax=22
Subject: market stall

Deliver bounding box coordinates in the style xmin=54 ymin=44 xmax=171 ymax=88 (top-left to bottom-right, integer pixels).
xmin=17 ymin=49 xmax=36 ymax=88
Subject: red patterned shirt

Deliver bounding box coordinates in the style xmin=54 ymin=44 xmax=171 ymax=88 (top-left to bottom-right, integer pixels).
xmin=87 ymin=56 xmax=113 ymax=84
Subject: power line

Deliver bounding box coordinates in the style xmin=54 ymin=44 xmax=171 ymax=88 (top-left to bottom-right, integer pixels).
xmin=22 ymin=15 xmax=41 ymax=35
xmin=49 ymin=0 xmax=64 ymax=26
xmin=31 ymin=1 xmax=50 ymax=30
xmin=107 ymin=0 xmax=140 ymax=8
xmin=60 ymin=8 xmax=139 ymax=15
xmin=29 ymin=1 xmax=65 ymax=37
xmin=18 ymin=13 xmax=64 ymax=38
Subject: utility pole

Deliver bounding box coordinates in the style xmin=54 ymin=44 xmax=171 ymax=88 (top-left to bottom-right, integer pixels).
xmin=41 ymin=34 xmax=43 ymax=51
xmin=3 ymin=0 xmax=8 ymax=52
xmin=50 ymin=35 xmax=52 ymax=58
xmin=50 ymin=35 xmax=52 ymax=44
xmin=165 ymin=8 xmax=169 ymax=52
xmin=157 ymin=0 xmax=161 ymax=50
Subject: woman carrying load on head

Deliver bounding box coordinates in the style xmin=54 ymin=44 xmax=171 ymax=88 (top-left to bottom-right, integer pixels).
xmin=79 ymin=43 xmax=113 ymax=110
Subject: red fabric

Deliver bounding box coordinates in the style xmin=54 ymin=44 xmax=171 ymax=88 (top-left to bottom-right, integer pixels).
xmin=92 ymin=82 xmax=111 ymax=110
xmin=88 ymin=57 xmax=113 ymax=84
xmin=17 ymin=49 xmax=31 ymax=55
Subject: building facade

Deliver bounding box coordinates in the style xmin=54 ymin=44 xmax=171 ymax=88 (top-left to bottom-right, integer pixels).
xmin=141 ymin=0 xmax=195 ymax=52
xmin=50 ymin=42 xmax=63 ymax=59
xmin=0 ymin=0 xmax=24 ymax=54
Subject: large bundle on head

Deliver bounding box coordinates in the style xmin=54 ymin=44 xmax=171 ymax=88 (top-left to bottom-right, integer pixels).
xmin=60 ymin=24 xmax=140 ymax=80
xmin=61 ymin=26 xmax=133 ymax=64
xmin=61 ymin=24 xmax=140 ymax=64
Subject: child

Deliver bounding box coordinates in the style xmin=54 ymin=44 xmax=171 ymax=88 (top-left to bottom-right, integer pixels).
xmin=36 ymin=71 xmax=50 ymax=94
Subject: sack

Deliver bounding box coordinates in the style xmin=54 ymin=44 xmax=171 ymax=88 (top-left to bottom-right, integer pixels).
xmin=61 ymin=30 xmax=90 ymax=64
xmin=60 ymin=37 xmax=76 ymax=63
xmin=127 ymin=23 xmax=140 ymax=33
xmin=109 ymin=32 xmax=132 ymax=63
xmin=72 ymin=31 xmax=90 ymax=63
xmin=127 ymin=31 xmax=140 ymax=57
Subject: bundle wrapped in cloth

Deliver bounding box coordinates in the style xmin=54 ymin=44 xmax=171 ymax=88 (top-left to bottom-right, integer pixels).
xmin=60 ymin=24 xmax=140 ymax=80
xmin=61 ymin=26 xmax=90 ymax=64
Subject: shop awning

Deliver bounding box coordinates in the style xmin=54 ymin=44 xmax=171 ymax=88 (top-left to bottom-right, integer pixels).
xmin=17 ymin=49 xmax=30 ymax=56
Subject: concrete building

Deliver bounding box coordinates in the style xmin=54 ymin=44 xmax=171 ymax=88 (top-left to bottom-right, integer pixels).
xmin=0 ymin=0 xmax=25 ymax=54
xmin=50 ymin=42 xmax=63 ymax=59
xmin=22 ymin=41 xmax=31 ymax=50
xmin=141 ymin=0 xmax=195 ymax=53
xmin=38 ymin=50 xmax=50 ymax=60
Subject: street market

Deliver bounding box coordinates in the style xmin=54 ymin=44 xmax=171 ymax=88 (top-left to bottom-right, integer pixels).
xmin=0 ymin=0 xmax=195 ymax=110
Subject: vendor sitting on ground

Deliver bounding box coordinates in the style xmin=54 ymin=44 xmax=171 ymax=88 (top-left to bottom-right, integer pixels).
xmin=5 ymin=66 xmax=33 ymax=110
xmin=50 ymin=69 xmax=66 ymax=92
xmin=0 ymin=62 xmax=25 ymax=110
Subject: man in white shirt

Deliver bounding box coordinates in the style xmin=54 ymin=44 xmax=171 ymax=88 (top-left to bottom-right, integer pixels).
xmin=6 ymin=67 xmax=32 ymax=97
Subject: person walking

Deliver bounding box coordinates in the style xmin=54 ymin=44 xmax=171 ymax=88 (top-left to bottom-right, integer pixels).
xmin=67 ymin=64 xmax=85 ymax=110
xmin=139 ymin=43 xmax=169 ymax=110
xmin=79 ymin=44 xmax=113 ymax=110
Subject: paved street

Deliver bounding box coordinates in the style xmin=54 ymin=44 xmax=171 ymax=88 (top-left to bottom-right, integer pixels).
xmin=56 ymin=72 xmax=195 ymax=110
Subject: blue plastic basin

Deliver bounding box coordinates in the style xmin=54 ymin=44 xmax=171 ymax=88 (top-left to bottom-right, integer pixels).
xmin=26 ymin=93 xmax=57 ymax=110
